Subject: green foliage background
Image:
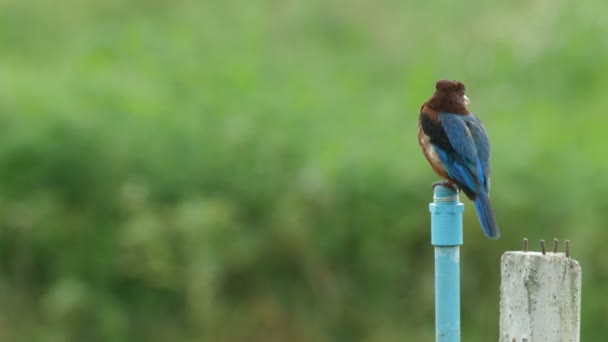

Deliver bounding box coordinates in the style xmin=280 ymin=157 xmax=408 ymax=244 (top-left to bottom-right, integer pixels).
xmin=1 ymin=0 xmax=607 ymax=341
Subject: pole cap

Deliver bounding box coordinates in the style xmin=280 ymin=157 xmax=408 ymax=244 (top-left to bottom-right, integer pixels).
xmin=430 ymin=185 xmax=464 ymax=246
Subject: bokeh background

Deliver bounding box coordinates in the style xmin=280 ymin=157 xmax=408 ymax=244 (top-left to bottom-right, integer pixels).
xmin=1 ymin=0 xmax=607 ymax=341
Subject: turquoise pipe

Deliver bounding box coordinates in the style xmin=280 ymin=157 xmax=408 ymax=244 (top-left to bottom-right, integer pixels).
xmin=429 ymin=185 xmax=464 ymax=342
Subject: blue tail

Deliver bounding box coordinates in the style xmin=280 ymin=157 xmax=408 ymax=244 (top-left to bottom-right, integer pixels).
xmin=473 ymin=193 xmax=499 ymax=239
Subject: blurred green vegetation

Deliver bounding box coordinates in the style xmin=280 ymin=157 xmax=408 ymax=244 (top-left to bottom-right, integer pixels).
xmin=0 ymin=0 xmax=607 ymax=341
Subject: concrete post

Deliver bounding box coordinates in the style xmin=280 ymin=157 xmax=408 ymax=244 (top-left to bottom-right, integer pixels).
xmin=499 ymin=251 xmax=582 ymax=342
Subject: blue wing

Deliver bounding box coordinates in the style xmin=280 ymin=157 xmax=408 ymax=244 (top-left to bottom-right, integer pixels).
xmin=465 ymin=114 xmax=491 ymax=191
xmin=433 ymin=112 xmax=491 ymax=195
xmin=433 ymin=112 xmax=499 ymax=238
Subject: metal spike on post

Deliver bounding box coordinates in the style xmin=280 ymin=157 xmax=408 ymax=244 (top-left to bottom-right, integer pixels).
xmin=553 ymin=238 xmax=559 ymax=253
xmin=429 ymin=184 xmax=464 ymax=342
xmin=540 ymin=240 xmax=546 ymax=255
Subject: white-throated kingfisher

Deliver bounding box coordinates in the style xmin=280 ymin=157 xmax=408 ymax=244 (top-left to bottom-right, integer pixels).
xmin=418 ymin=80 xmax=499 ymax=239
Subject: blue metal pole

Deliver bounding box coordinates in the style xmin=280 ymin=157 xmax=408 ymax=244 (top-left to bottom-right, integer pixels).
xmin=429 ymin=185 xmax=464 ymax=342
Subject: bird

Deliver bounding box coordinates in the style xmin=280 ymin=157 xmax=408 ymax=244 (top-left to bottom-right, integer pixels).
xmin=418 ymin=80 xmax=499 ymax=239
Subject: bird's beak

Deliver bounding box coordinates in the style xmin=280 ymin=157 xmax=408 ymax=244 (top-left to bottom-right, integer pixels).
xmin=463 ymin=95 xmax=470 ymax=105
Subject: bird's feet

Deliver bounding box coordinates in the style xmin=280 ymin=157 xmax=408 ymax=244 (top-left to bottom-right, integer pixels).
xmin=432 ymin=180 xmax=460 ymax=193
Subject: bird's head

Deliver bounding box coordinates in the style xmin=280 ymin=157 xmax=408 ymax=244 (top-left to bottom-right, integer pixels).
xmin=426 ymin=80 xmax=470 ymax=114
xmin=435 ymin=80 xmax=470 ymax=105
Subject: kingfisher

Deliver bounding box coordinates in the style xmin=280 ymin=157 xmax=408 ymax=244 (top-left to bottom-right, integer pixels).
xmin=418 ymin=80 xmax=499 ymax=239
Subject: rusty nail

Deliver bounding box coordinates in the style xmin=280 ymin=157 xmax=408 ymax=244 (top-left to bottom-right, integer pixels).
xmin=540 ymin=240 xmax=546 ymax=255
xmin=523 ymin=238 xmax=528 ymax=252
xmin=553 ymin=238 xmax=558 ymax=253
xmin=565 ymin=240 xmax=570 ymax=258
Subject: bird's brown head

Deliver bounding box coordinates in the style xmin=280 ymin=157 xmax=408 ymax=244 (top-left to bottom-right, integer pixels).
xmin=425 ymin=80 xmax=470 ymax=114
